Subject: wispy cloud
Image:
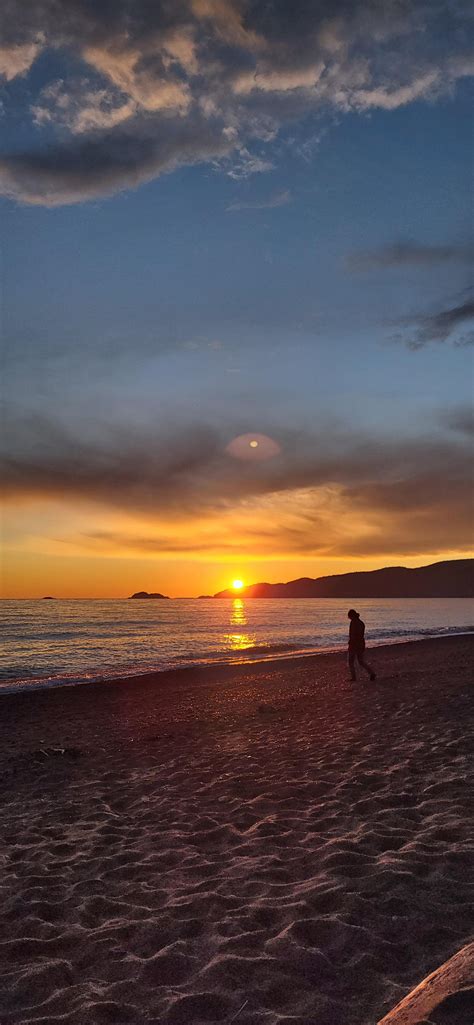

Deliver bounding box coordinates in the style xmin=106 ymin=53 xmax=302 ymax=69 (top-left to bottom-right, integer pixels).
xmin=393 ymin=297 xmax=474 ymax=349
xmin=0 ymin=1 xmax=472 ymax=204
xmin=225 ymin=149 xmax=275 ymax=181
xmin=226 ymin=188 xmax=291 ymax=212
xmin=347 ymin=240 xmax=474 ymax=272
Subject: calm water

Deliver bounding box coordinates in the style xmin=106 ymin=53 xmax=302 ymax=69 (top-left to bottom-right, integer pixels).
xmin=0 ymin=598 xmax=472 ymax=693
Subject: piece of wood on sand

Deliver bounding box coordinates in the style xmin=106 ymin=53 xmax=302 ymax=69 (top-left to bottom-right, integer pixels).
xmin=377 ymin=941 xmax=474 ymax=1025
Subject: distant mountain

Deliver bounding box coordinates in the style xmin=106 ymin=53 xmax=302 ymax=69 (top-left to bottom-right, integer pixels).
xmin=213 ymin=560 xmax=473 ymax=599
xmin=129 ymin=591 xmax=170 ymax=599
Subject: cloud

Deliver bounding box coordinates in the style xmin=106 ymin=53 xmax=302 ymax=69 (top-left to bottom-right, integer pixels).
xmin=225 ymin=148 xmax=275 ymax=180
xmin=233 ymin=64 xmax=326 ymax=96
xmin=440 ymin=405 xmax=474 ymax=437
xmin=1 ymin=410 xmax=472 ymax=559
xmin=0 ymin=37 xmax=43 ymax=80
xmin=347 ymin=240 xmax=474 ymax=272
xmin=82 ymin=43 xmax=192 ymax=113
xmin=0 ymin=114 xmax=232 ymax=206
xmin=344 ymin=70 xmax=442 ymax=111
xmin=226 ymin=188 xmax=291 ymax=211
xmin=0 ymin=0 xmax=472 ymax=205
xmin=32 ymin=80 xmax=138 ymax=135
xmin=393 ymin=298 xmax=474 ymax=349
xmin=76 ymin=527 xmax=256 ymax=556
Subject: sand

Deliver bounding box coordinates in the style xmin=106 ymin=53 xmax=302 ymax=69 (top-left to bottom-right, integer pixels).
xmin=0 ymin=635 xmax=473 ymax=1025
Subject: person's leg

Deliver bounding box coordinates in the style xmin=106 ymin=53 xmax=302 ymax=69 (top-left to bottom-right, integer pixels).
xmin=348 ymin=652 xmax=356 ymax=680
xmin=358 ymin=652 xmax=376 ymax=680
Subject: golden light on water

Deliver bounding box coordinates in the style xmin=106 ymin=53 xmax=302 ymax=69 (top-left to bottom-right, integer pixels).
xmin=231 ymin=598 xmax=246 ymax=624
xmin=227 ymin=632 xmax=255 ymax=651
xmin=225 ymin=596 xmax=256 ymax=652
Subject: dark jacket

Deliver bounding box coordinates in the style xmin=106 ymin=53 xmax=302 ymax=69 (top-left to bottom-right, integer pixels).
xmin=348 ymin=617 xmax=365 ymax=652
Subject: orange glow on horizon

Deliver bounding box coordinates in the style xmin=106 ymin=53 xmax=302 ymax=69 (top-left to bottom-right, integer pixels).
xmin=1 ymin=493 xmax=469 ymax=599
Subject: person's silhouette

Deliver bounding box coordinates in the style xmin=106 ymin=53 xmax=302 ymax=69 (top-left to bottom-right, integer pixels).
xmin=347 ymin=609 xmax=376 ymax=682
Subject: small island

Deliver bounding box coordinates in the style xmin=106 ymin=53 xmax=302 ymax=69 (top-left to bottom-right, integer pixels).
xmin=128 ymin=591 xmax=170 ymax=599
xmin=42 ymin=596 xmax=56 ymax=600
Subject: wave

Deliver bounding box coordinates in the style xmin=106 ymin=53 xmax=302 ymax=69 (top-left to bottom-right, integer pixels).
xmin=177 ymin=641 xmax=306 ymax=663
xmin=0 ymin=671 xmax=109 ymax=695
xmin=0 ymin=643 xmax=313 ymax=693
xmin=0 ymin=624 xmax=471 ymax=695
xmin=371 ymin=624 xmax=474 ymax=640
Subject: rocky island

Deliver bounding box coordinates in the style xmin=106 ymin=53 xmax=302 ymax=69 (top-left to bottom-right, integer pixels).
xmin=129 ymin=591 xmax=170 ymax=599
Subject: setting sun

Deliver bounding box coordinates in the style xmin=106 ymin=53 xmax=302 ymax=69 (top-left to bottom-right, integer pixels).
xmin=232 ymin=579 xmax=244 ymax=590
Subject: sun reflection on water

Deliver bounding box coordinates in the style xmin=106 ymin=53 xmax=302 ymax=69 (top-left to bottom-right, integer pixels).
xmin=224 ymin=598 xmax=256 ymax=652
xmin=231 ymin=598 xmax=247 ymax=626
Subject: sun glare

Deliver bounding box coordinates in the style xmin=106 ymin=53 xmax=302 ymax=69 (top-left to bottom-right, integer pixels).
xmin=232 ymin=579 xmax=244 ymax=590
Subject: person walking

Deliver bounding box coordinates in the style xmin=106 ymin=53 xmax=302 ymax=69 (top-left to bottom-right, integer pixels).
xmin=347 ymin=609 xmax=376 ymax=682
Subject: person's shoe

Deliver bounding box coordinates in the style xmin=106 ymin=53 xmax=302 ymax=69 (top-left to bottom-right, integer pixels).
xmin=369 ymin=673 xmax=376 ymax=681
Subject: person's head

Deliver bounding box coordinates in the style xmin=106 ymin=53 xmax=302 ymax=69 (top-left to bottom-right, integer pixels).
xmin=347 ymin=609 xmax=359 ymax=620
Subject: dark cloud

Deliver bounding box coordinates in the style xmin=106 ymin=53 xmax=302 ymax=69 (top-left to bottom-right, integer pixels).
xmin=393 ymin=298 xmax=474 ymax=349
xmin=0 ymin=113 xmax=232 ymax=205
xmin=1 ymin=410 xmax=472 ymax=557
xmin=1 ymin=413 xmax=222 ymax=513
xmin=0 ymin=0 xmax=191 ymax=49
xmin=0 ymin=0 xmax=472 ymax=204
xmin=338 ymin=468 xmax=473 ymax=556
xmin=440 ymin=405 xmax=474 ymax=436
xmin=347 ymin=240 xmax=474 ymax=272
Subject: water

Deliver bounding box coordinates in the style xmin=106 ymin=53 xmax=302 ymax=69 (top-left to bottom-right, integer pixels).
xmin=0 ymin=597 xmax=472 ymax=694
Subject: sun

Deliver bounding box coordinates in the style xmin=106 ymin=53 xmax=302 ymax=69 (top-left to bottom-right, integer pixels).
xmin=232 ymin=579 xmax=244 ymax=590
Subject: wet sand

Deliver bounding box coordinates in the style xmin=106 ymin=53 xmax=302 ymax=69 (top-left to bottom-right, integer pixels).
xmin=1 ymin=635 xmax=473 ymax=1025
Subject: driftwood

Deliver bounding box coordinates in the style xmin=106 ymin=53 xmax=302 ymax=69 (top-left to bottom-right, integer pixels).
xmin=377 ymin=942 xmax=474 ymax=1025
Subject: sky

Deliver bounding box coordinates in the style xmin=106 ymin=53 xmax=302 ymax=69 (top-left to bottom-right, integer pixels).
xmin=1 ymin=0 xmax=473 ymax=598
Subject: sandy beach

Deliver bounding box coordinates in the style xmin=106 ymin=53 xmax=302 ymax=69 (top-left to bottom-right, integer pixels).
xmin=1 ymin=635 xmax=472 ymax=1025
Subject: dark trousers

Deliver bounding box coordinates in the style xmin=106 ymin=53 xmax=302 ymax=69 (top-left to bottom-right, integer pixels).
xmin=348 ymin=649 xmax=374 ymax=679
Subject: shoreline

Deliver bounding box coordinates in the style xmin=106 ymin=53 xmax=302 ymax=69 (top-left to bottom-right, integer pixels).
xmin=1 ymin=629 xmax=473 ymax=697
xmin=0 ymin=634 xmax=472 ymax=754
xmin=1 ymin=633 xmax=472 ymax=1024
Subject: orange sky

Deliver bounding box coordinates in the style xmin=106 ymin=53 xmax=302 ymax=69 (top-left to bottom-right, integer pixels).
xmin=4 ymin=546 xmax=469 ymax=599
xmin=1 ymin=494 xmax=469 ymax=598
